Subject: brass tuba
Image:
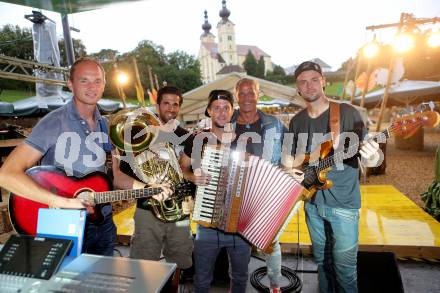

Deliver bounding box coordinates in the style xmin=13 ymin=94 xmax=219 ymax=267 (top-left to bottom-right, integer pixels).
xmin=108 ymin=107 xmax=189 ymax=222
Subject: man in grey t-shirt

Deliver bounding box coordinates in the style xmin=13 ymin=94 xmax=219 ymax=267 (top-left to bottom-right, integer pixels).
xmin=0 ymin=58 xmax=171 ymax=256
xmin=289 ymin=61 xmax=380 ymax=293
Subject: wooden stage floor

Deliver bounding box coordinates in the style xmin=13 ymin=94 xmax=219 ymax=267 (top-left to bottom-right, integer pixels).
xmin=113 ymin=185 xmax=440 ymax=259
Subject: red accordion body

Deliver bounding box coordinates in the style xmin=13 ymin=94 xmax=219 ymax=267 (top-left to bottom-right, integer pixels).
xmin=193 ymin=145 xmax=305 ymax=251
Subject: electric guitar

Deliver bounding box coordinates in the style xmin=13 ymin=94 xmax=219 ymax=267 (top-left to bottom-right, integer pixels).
xmin=295 ymin=111 xmax=440 ymax=196
xmin=8 ymin=165 xmax=192 ymax=235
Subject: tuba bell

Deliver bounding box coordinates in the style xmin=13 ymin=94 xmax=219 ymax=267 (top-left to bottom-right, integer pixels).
xmin=108 ymin=107 xmax=190 ymax=222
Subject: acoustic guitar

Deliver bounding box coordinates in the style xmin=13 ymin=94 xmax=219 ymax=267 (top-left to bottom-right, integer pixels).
xmin=8 ymin=165 xmax=191 ymax=235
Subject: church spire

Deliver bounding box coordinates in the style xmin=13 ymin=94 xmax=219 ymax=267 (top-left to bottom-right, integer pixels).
xmin=219 ymin=0 xmax=230 ymax=22
xmin=202 ymin=10 xmax=212 ymax=35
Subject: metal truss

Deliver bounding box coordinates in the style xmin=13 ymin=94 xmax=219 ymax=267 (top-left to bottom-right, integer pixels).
xmin=0 ymin=54 xmax=68 ymax=86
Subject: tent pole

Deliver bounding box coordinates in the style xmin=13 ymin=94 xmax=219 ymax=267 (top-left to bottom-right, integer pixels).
xmin=375 ymin=13 xmax=405 ymax=132
xmin=350 ymin=52 xmax=362 ymax=104
xmin=340 ymin=58 xmax=352 ymax=100
xmin=360 ymin=61 xmax=372 ymax=108
xmin=61 ymin=14 xmax=75 ymax=66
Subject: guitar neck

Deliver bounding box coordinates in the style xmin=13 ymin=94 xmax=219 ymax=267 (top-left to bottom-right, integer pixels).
xmin=316 ymin=128 xmax=390 ymax=172
xmin=94 ymin=187 xmax=162 ymax=204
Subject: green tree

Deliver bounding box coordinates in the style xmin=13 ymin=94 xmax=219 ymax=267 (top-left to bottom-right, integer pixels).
xmin=129 ymin=40 xmax=167 ymax=90
xmin=256 ymin=56 xmax=265 ymax=78
xmin=243 ymin=50 xmax=257 ymax=76
xmin=89 ymin=49 xmax=119 ymax=62
xmin=0 ymin=24 xmax=34 ymax=91
xmin=58 ymin=38 xmax=87 ymax=66
xmin=103 ymin=40 xmax=202 ymax=101
xmin=0 ymin=24 xmax=33 ymax=60
xmin=162 ymin=50 xmax=202 ymax=92
xmin=265 ymin=65 xmax=290 ymax=85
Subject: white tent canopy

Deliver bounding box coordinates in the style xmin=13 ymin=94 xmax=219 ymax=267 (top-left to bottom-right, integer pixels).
xmin=178 ymin=73 xmax=305 ymax=122
xmin=353 ymin=80 xmax=440 ymax=109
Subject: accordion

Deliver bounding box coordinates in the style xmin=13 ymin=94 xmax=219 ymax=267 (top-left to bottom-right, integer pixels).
xmin=192 ymin=145 xmax=306 ymax=251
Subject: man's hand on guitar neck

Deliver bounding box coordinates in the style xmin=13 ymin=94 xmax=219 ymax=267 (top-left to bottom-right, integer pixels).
xmin=148 ymin=183 xmax=173 ymax=202
xmin=359 ymin=138 xmax=381 ymax=168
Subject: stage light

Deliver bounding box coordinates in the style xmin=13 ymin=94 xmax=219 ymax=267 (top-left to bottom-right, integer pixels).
xmin=392 ymin=33 xmax=414 ymax=53
xmin=427 ymin=31 xmax=440 ymax=48
xmin=117 ymin=72 xmax=129 ymax=85
xmin=363 ymin=41 xmax=379 ymax=58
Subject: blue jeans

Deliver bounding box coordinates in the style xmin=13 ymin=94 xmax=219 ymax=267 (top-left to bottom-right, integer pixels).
xmin=82 ymin=214 xmax=116 ymax=256
xmin=193 ymin=226 xmax=251 ymax=293
xmin=305 ymin=202 xmax=359 ymax=293
xmin=262 ymin=241 xmax=282 ymax=288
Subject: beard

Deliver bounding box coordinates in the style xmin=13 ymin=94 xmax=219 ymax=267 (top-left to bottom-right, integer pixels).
xmin=213 ymin=121 xmax=225 ymax=128
xmin=159 ymin=113 xmax=177 ymax=123
xmin=302 ymin=92 xmax=322 ymax=103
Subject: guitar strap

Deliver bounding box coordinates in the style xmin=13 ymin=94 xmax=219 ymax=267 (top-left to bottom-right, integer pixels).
xmin=99 ymin=119 xmax=113 ymax=153
xmin=329 ymin=101 xmax=340 ymax=148
xmin=99 ymin=119 xmax=114 ymax=178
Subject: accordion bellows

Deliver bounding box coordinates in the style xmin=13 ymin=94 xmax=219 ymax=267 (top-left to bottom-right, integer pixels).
xmin=193 ymin=145 xmax=305 ymax=251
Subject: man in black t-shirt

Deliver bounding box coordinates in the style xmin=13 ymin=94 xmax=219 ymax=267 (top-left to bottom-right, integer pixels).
xmin=127 ymin=86 xmax=194 ymax=273
xmin=289 ymin=61 xmax=380 ymax=293
xmin=180 ymin=90 xmax=251 ymax=293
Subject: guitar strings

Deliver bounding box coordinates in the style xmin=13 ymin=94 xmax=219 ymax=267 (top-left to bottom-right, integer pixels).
xmin=301 ymin=117 xmax=426 ymax=177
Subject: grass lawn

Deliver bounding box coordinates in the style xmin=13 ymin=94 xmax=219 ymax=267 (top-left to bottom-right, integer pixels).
xmin=0 ymin=89 xmax=36 ymax=102
xmin=325 ymin=82 xmax=344 ymax=97
xmin=0 ymin=89 xmax=143 ymax=106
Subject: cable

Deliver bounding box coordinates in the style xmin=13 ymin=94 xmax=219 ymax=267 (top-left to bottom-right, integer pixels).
xmin=113 ymin=248 xmax=123 ymax=257
xmin=250 ymin=204 xmax=318 ymax=292
xmin=250 ymin=265 xmax=302 ymax=293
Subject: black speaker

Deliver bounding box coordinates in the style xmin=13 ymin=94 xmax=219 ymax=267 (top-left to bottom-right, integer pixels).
xmin=357 ymin=251 xmax=404 ymax=293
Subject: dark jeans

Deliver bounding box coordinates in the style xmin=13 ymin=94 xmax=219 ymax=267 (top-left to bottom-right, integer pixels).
xmin=82 ymin=215 xmax=116 ymax=256
xmin=193 ymin=226 xmax=251 ymax=293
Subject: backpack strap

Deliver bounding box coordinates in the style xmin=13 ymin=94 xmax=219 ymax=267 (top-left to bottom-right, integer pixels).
xmin=329 ymin=101 xmax=340 ymax=148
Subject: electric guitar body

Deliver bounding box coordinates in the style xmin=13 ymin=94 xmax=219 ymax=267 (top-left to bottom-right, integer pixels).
xmin=294 ymin=110 xmax=440 ymax=198
xmin=297 ymin=140 xmax=334 ymax=197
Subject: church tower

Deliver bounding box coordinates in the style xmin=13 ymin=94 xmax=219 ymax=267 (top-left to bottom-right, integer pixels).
xmin=198 ymin=10 xmax=220 ymax=84
xmin=200 ymin=10 xmax=215 ymax=43
xmin=216 ymin=0 xmax=238 ymax=65
xmin=198 ymin=0 xmax=272 ymax=83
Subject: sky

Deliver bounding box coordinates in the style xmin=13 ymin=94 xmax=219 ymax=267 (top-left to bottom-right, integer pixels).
xmin=0 ymin=0 xmax=439 ymax=70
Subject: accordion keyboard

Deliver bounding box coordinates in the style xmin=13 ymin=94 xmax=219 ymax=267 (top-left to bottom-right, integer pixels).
xmin=192 ymin=147 xmax=224 ymax=223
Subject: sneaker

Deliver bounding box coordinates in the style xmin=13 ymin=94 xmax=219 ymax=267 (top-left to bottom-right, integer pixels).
xmin=270 ymin=288 xmax=281 ymax=293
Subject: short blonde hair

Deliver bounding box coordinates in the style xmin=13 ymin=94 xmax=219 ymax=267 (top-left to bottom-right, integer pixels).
xmin=69 ymin=57 xmax=105 ymax=82
xmin=234 ymin=78 xmax=260 ymax=96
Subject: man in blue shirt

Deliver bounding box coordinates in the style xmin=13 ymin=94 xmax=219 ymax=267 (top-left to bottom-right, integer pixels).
xmin=232 ymin=78 xmax=286 ymax=293
xmin=0 ymin=58 xmax=171 ymax=256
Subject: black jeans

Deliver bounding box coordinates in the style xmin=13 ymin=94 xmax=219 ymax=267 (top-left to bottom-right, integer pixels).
xmin=82 ymin=215 xmax=116 ymax=256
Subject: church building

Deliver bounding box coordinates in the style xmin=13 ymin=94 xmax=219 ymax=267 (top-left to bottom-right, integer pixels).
xmin=198 ymin=0 xmax=273 ymax=83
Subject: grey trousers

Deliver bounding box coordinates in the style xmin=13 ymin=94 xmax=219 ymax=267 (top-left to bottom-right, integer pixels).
xmin=129 ymin=208 xmax=193 ymax=269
